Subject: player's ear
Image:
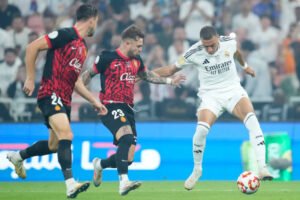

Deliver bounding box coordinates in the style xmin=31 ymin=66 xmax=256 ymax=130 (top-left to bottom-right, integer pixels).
xmin=125 ymin=39 xmax=131 ymax=46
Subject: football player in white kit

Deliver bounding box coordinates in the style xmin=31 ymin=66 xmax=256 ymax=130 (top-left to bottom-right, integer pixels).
xmin=153 ymin=26 xmax=273 ymax=190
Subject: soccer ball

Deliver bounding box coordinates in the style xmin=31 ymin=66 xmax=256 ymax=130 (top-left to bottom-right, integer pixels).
xmin=237 ymin=171 xmax=260 ymax=194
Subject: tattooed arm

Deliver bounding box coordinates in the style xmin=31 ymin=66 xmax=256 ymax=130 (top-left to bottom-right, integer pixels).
xmin=81 ymin=68 xmax=98 ymax=85
xmin=138 ymin=70 xmax=170 ymax=84
xmin=138 ymin=69 xmax=185 ymax=86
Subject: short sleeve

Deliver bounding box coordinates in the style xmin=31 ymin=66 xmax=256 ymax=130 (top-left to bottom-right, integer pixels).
xmin=45 ymin=28 xmax=77 ymax=49
xmin=227 ymin=39 xmax=237 ymax=53
xmin=93 ymin=51 xmax=110 ymax=74
xmin=220 ymin=34 xmax=237 ymax=53
xmin=175 ymin=54 xmax=194 ymax=69
xmin=137 ymin=56 xmax=146 ymax=73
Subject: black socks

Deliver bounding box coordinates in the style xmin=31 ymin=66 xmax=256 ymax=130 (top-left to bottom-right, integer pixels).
xmin=115 ymin=134 xmax=134 ymax=175
xmin=58 ymin=140 xmax=73 ymax=180
xmin=20 ymin=140 xmax=54 ymax=160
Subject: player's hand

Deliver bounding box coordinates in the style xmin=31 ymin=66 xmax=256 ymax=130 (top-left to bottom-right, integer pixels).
xmin=93 ymin=101 xmax=108 ymax=115
xmin=244 ymin=67 xmax=255 ymax=77
xmin=23 ymin=78 xmax=35 ymax=96
xmin=171 ymin=74 xmax=186 ymax=87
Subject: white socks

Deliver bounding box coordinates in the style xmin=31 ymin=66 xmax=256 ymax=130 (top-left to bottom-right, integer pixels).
xmin=16 ymin=152 xmax=23 ymax=161
xmin=192 ymin=122 xmax=210 ymax=171
xmin=96 ymin=159 xmax=102 ymax=171
xmin=66 ymin=177 xmax=76 ymax=191
xmin=119 ymin=174 xmax=129 ymax=187
xmin=243 ymin=112 xmax=266 ymax=170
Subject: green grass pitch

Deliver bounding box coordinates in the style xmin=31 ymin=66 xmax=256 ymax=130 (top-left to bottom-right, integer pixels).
xmin=0 ymin=181 xmax=299 ymax=200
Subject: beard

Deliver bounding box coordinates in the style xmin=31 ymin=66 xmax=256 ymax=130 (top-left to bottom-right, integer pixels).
xmin=128 ymin=49 xmax=139 ymax=58
xmin=87 ymin=27 xmax=95 ymax=37
xmin=127 ymin=50 xmax=134 ymax=58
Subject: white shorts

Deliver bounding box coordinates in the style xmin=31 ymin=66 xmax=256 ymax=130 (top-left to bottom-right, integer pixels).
xmin=197 ymin=86 xmax=249 ymax=118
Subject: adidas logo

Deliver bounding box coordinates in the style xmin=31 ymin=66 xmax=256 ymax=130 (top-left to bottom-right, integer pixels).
xmin=202 ymin=59 xmax=210 ymax=64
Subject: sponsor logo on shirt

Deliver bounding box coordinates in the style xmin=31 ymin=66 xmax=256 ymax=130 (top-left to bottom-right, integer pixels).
xmin=69 ymin=58 xmax=82 ymax=72
xmin=202 ymin=59 xmax=210 ymax=64
xmin=120 ymin=72 xmax=135 ymax=82
xmin=205 ymin=60 xmax=232 ymax=75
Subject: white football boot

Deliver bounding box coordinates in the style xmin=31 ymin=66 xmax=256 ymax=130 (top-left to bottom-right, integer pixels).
xmin=119 ymin=181 xmax=142 ymax=196
xmin=67 ymin=181 xmax=90 ymax=198
xmin=92 ymin=157 xmax=102 ymax=187
xmin=7 ymin=151 xmax=26 ymax=179
xmin=258 ymin=166 xmax=273 ymax=181
xmin=184 ymin=169 xmax=202 ymax=190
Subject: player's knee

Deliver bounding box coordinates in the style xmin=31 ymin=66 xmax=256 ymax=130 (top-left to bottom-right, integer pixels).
xmin=48 ymin=143 xmax=58 ymax=152
xmin=118 ymin=134 xmax=134 ymax=146
xmin=128 ymin=151 xmax=135 ymax=161
xmin=59 ymin=131 xmax=73 ymax=140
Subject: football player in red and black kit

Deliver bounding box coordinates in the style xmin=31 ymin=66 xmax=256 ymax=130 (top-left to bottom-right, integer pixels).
xmin=6 ymin=4 xmax=107 ymax=198
xmin=81 ymin=25 xmax=185 ymax=195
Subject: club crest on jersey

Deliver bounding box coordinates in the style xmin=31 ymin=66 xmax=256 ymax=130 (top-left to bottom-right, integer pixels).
xmin=78 ymin=47 xmax=86 ymax=56
xmin=132 ymin=60 xmax=138 ymax=69
xmin=224 ymin=50 xmax=230 ymax=57
xmin=120 ymin=72 xmax=135 ymax=82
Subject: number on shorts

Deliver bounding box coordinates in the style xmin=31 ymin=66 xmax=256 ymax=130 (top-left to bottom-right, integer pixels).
xmin=112 ymin=109 xmax=125 ymax=119
xmin=51 ymin=93 xmax=63 ymax=107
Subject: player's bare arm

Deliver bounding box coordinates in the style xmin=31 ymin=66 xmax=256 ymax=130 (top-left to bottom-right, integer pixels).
xmin=81 ymin=68 xmax=98 ymax=85
xmin=74 ymin=77 xmax=107 ymax=115
xmin=24 ymin=36 xmax=49 ymax=96
xmin=234 ymin=50 xmax=255 ymax=77
xmin=138 ymin=69 xmax=185 ymax=87
xmin=152 ymin=64 xmax=182 ymax=77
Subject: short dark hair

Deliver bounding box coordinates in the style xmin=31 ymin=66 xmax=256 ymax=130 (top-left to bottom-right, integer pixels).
xmin=121 ymin=25 xmax=145 ymax=40
xmin=4 ymin=48 xmax=17 ymax=55
xmin=200 ymin=26 xmax=218 ymax=40
xmin=12 ymin=15 xmax=22 ymax=21
xmin=76 ymin=4 xmax=98 ymax=21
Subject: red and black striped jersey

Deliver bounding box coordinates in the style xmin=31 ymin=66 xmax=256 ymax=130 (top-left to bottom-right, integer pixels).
xmin=37 ymin=27 xmax=87 ymax=106
xmin=92 ymin=49 xmax=146 ymax=105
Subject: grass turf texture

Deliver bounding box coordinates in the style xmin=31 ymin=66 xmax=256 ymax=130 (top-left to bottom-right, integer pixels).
xmin=0 ymin=181 xmax=299 ymax=200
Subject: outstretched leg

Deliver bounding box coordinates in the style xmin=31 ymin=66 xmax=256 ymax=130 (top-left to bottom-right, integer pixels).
xmin=232 ymin=97 xmax=273 ymax=181
xmin=7 ymin=130 xmax=58 ymax=179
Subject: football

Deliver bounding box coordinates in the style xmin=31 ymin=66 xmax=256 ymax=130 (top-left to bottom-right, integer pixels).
xmin=237 ymin=171 xmax=260 ymax=194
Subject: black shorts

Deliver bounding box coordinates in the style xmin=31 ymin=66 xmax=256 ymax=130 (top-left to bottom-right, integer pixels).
xmin=37 ymin=96 xmax=71 ymax=129
xmin=101 ymin=103 xmax=137 ymax=145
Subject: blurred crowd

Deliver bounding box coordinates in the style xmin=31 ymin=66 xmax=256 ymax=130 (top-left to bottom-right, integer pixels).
xmin=1 ymin=0 xmax=300 ymax=122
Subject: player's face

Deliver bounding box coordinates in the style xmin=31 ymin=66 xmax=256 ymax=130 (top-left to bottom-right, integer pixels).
xmin=202 ymin=36 xmax=219 ymax=55
xmin=87 ymin=16 xmax=99 ymax=37
xmin=128 ymin=37 xmax=143 ymax=57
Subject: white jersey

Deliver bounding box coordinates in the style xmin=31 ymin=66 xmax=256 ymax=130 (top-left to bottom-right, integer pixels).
xmin=175 ymin=35 xmax=241 ymax=93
